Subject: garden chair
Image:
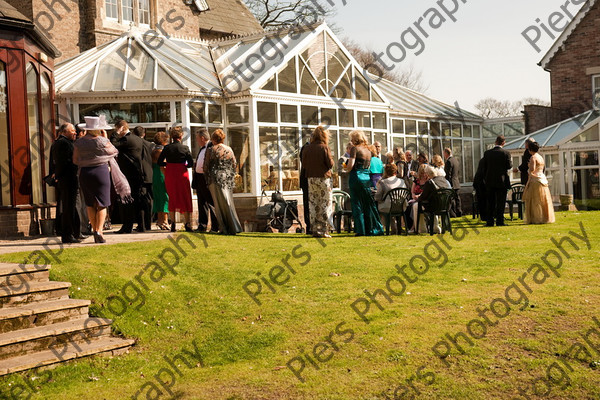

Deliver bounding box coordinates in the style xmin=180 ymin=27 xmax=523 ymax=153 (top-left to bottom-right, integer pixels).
xmin=507 ymin=184 xmax=525 ymax=220
xmin=332 ymin=190 xmax=352 ymax=234
xmin=381 ymin=188 xmax=411 ymax=235
xmin=416 ymin=188 xmax=455 ymax=236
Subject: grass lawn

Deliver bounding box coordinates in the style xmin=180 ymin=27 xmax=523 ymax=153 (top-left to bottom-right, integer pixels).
xmin=0 ymin=211 xmax=599 ymax=399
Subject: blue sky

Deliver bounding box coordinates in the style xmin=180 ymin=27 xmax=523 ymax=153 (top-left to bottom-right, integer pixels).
xmin=329 ymin=0 xmax=588 ymax=112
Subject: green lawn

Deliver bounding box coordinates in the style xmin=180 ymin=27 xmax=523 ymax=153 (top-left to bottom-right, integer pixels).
xmin=1 ymin=212 xmax=599 ymax=399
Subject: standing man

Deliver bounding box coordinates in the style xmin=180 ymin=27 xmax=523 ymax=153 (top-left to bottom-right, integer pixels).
xmin=374 ymin=141 xmax=383 ymax=159
xmin=517 ymin=138 xmax=535 ymax=185
xmin=405 ymin=150 xmax=419 ymax=182
xmin=51 ymin=123 xmax=82 ymax=243
xmin=481 ymin=136 xmax=512 ymax=227
xmin=192 ymin=129 xmax=219 ymax=233
xmin=112 ymin=120 xmax=144 ymax=234
xmin=133 ymin=126 xmax=154 ymax=231
xmin=444 ymin=148 xmax=462 ymax=217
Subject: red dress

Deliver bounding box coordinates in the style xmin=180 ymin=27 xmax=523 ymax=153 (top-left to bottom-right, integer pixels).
xmin=158 ymin=141 xmax=193 ymax=213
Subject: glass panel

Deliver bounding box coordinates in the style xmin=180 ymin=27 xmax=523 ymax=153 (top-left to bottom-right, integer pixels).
xmin=374 ymin=132 xmax=387 ymax=156
xmin=259 ymin=127 xmax=279 ymax=191
xmin=278 ymin=59 xmax=297 ymax=93
xmin=280 ymin=104 xmax=298 ymax=124
xmin=41 ymin=74 xmax=55 ymax=203
xmin=452 ymin=124 xmax=462 ymax=138
xmin=228 ymin=128 xmax=251 ymax=193
xmin=545 ymin=154 xmax=560 ymax=168
xmin=301 ymin=33 xmax=326 ymax=88
xmin=208 ymin=104 xmax=222 ymax=124
xmin=418 ymin=121 xmax=428 ymax=136
xmin=257 ymin=102 xmax=277 ymax=123
xmin=431 ymin=138 xmax=442 ymax=157
xmin=262 ymin=76 xmax=276 ymax=91
xmin=139 ymin=0 xmax=150 ymax=25
xmin=95 ymin=51 xmax=126 ymax=91
xmin=357 ymin=111 xmax=371 ymax=128
xmin=156 ymin=68 xmax=181 ymax=90
xmin=392 ymin=119 xmax=404 ymax=134
xmin=226 ymin=103 xmax=249 ymax=124
xmin=302 ymin=128 xmax=312 ymax=146
xmin=280 ymin=127 xmax=300 ymax=191
xmin=569 ymin=124 xmax=599 ymax=143
xmin=573 ymin=151 xmax=599 ymax=166
xmin=371 ymin=87 xmax=384 ymax=103
xmin=332 ymin=71 xmax=352 ymax=99
xmin=405 ymin=136 xmax=417 ymax=154
xmin=78 ymin=102 xmax=170 ymax=123
xmin=300 ymin=60 xmax=325 ymax=96
xmin=373 ymin=112 xmax=387 ymax=130
xmin=573 ymin=168 xmax=600 ymax=210
xmin=0 ymin=62 xmax=10 ymax=205
xmin=463 ymin=125 xmax=472 ymax=138
xmin=122 ymin=0 xmax=133 ymax=21
xmin=105 ymin=0 xmax=117 ymax=18
xmin=175 ymin=102 xmax=182 ymax=123
xmin=430 ymin=122 xmax=441 ymax=137
xmin=353 ymin=68 xmax=369 ymax=101
xmin=452 ymin=140 xmax=464 ymax=182
xmin=405 ymin=120 xmax=416 ymax=135
xmin=392 ymin=136 xmax=404 ymax=151
xmin=189 ymin=101 xmax=206 ymax=124
xmin=473 ymin=125 xmax=481 ymax=138
xmin=442 ymin=139 xmax=451 ymax=154
xmin=483 ymin=123 xmax=502 ymax=138
xmin=301 ymin=106 xmax=318 ymax=126
xmin=328 ymin=130 xmax=339 ymax=188
xmin=321 ymin=108 xmax=337 ymax=127
xmin=441 ymin=123 xmax=451 ymax=137
xmin=325 ymin=33 xmax=349 ymax=90
xmin=463 ymin=140 xmax=474 ymax=182
xmin=504 ymin=121 xmax=524 ymax=137
xmin=474 ymin=140 xmax=481 ymax=163
xmin=339 ymin=109 xmax=354 ymax=127
xmin=27 ymin=65 xmax=42 ymax=204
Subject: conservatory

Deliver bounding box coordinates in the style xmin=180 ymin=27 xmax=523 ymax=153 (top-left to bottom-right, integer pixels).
xmin=55 ymin=22 xmax=484 ymax=217
xmin=505 ymin=109 xmax=600 ymax=210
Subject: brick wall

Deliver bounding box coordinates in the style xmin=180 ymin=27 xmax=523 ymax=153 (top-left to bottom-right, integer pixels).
xmin=0 ymin=206 xmax=56 ymax=239
xmin=523 ymin=105 xmax=568 ymax=134
xmin=547 ymin=3 xmax=600 ymax=114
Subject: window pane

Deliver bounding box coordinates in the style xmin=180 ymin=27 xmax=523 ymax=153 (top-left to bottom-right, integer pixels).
xmin=473 ymin=125 xmax=481 ymax=138
xmin=41 ymin=74 xmax=55 ymax=203
xmin=139 ymin=0 xmax=150 ymax=24
xmin=452 ymin=140 xmax=463 ymax=182
xmin=504 ymin=122 xmax=524 ymax=137
xmin=331 ymin=72 xmax=352 ymax=100
xmin=392 ymin=136 xmax=404 ymax=151
xmin=189 ymin=102 xmax=206 ymax=124
xmin=373 ymin=112 xmax=387 ymax=130
xmin=431 ymin=138 xmax=442 ymax=157
xmin=569 ymin=124 xmax=599 ymax=143
xmin=226 ymin=103 xmax=248 ymax=124
xmin=325 ymin=33 xmax=349 ymax=90
xmin=122 ymin=0 xmax=133 ymax=21
xmin=105 ymin=0 xmax=117 ymax=18
xmin=430 ymin=122 xmax=440 ymax=137
xmin=405 ymin=136 xmax=417 ymax=154
xmin=392 ymin=119 xmax=404 ymax=134
xmin=357 ymin=111 xmax=371 ymax=128
xmin=280 ymin=127 xmax=300 ymax=191
xmin=474 ymin=140 xmax=481 ymax=163
xmin=441 ymin=123 xmax=451 ymax=137
xmin=278 ymin=59 xmax=297 ymax=93
xmin=405 ymin=120 xmax=416 ymax=135
xmin=301 ymin=106 xmax=318 ymax=125
xmin=95 ymin=51 xmax=125 ymax=91
xmin=260 ymin=127 xmax=279 ymax=191
xmin=321 ymin=108 xmax=337 ymax=127
xmin=280 ymin=104 xmax=298 ymax=124
xmin=573 ymin=151 xmax=599 ymax=166
xmin=339 ymin=109 xmax=354 ymax=127
xmin=452 ymin=124 xmax=462 ymax=137
xmin=228 ymin=128 xmax=251 ymax=193
xmin=26 ymin=65 xmax=42 ymax=204
xmin=463 ymin=125 xmax=472 ymax=138
xmin=257 ymin=102 xmax=277 ymax=123
xmin=374 ymin=132 xmax=387 ymax=155
xmin=418 ymin=121 xmax=428 ymax=136
xmin=464 ymin=140 xmax=474 ymax=182
xmin=353 ymin=68 xmax=369 ymax=101
xmin=328 ymin=130 xmax=339 ymax=188
xmin=262 ymin=76 xmax=276 ymax=91
xmin=126 ymin=43 xmax=154 ymax=90
xmin=301 ymin=33 xmax=326 ymax=88
xmin=208 ymin=104 xmax=222 ymax=124
xmin=0 ymin=62 xmax=10 ymax=205
xmin=573 ymin=168 xmax=600 ymax=210
xmin=79 ymin=102 xmax=170 ymax=123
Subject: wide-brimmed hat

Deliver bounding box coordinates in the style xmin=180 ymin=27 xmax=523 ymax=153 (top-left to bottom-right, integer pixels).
xmin=77 ymin=115 xmax=113 ymax=131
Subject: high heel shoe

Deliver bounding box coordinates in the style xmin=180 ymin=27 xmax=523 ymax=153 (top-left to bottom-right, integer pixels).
xmin=184 ymin=223 xmax=193 ymax=232
xmin=93 ymin=231 xmax=106 ymax=244
xmin=170 ymin=222 xmax=176 ymax=232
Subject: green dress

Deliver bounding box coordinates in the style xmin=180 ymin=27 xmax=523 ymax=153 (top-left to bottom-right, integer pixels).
xmin=152 ymin=162 xmax=169 ymax=213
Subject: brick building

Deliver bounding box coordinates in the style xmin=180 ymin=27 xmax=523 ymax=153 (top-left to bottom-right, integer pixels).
xmin=6 ymin=0 xmax=263 ymax=62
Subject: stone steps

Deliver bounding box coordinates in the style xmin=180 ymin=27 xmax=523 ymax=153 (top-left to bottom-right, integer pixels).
xmin=0 ymin=263 xmax=134 ymax=376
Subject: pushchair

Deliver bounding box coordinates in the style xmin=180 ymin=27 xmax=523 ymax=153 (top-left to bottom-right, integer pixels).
xmin=256 ymin=181 xmax=304 ymax=233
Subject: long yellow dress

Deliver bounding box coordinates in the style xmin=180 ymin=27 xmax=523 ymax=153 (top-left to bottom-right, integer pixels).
xmin=523 ymin=153 xmax=556 ymax=224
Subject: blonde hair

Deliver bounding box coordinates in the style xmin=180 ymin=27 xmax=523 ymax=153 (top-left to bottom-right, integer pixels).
xmin=349 ymin=130 xmax=367 ymax=146
xmin=311 ymin=126 xmax=329 ymax=144
xmin=368 ymin=145 xmax=377 ymax=157
xmin=417 ymin=163 xmax=428 ymax=181
xmin=394 ymin=147 xmax=406 ymax=162
xmin=432 ymin=154 xmax=444 ymax=168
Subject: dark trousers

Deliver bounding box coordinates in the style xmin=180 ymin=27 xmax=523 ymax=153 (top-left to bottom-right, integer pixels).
xmin=58 ymin=180 xmax=80 ymax=240
xmin=195 ymin=174 xmax=218 ymax=231
xmin=301 ymin=180 xmax=310 ymax=234
xmin=474 ymin=187 xmax=488 ymax=222
xmin=120 ymin=179 xmax=142 ymax=232
xmin=486 ymin=187 xmax=508 ymax=226
xmin=450 ymin=189 xmax=463 ymax=218
xmin=139 ymin=183 xmax=153 ymax=230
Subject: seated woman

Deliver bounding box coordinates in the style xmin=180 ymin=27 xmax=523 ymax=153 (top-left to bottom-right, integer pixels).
xmin=416 ymin=166 xmax=451 ymax=234
xmin=374 ymin=163 xmax=406 ymax=233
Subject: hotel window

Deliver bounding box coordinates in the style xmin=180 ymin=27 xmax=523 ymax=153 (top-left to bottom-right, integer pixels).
xmin=106 ymin=0 xmax=118 ymax=19
xmin=122 ymin=0 xmax=134 ymax=22
xmin=139 ymin=0 xmax=150 ymax=25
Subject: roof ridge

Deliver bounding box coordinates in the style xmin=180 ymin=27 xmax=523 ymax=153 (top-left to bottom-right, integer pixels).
xmin=207 ymin=20 xmax=325 ymax=46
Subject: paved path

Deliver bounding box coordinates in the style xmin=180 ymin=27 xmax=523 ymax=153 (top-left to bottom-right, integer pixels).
xmin=0 ymin=226 xmax=180 ymax=255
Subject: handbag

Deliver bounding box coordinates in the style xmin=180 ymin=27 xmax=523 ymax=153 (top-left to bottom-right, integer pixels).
xmin=43 ymin=174 xmax=57 ymax=187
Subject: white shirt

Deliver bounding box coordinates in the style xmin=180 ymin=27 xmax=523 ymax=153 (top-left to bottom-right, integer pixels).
xmin=195 ymin=146 xmax=207 ymax=174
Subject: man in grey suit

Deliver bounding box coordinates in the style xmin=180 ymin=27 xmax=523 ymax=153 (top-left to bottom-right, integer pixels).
xmin=405 ymin=150 xmax=419 ymax=187
xmin=481 ymin=136 xmax=512 ymax=227
xmin=444 ymin=148 xmax=462 ymax=217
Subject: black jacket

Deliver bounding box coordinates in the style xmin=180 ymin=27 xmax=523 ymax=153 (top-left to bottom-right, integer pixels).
xmin=113 ymin=132 xmax=144 ymax=184
xmin=419 ymin=176 xmax=451 ymax=204
xmin=192 ymin=142 xmax=213 ymax=190
xmin=518 ymin=149 xmax=531 ymax=184
xmin=444 ymin=156 xmax=461 ymax=189
xmin=482 ymin=146 xmax=512 ymax=190
xmin=50 ymin=135 xmax=78 ymax=183
xmin=140 ymin=139 xmax=154 ymax=184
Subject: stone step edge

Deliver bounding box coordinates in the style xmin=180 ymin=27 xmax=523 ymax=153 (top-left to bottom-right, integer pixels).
xmin=0 ymin=337 xmax=136 ymax=376
xmin=0 ymin=264 xmax=50 ymax=277
xmin=0 ymin=317 xmax=112 ymax=347
xmin=0 ymin=281 xmax=71 ymax=298
xmin=0 ymin=298 xmax=90 ymax=320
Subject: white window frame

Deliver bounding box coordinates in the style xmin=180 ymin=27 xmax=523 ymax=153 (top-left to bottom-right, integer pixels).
xmin=105 ymin=0 xmax=118 ymax=20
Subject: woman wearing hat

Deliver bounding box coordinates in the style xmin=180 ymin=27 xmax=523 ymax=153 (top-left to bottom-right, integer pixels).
xmin=74 ymin=116 xmax=129 ymax=243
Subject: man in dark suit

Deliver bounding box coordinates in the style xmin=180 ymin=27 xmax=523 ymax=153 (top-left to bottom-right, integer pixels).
xmin=405 ymin=150 xmax=419 ymax=186
xmin=444 ymin=148 xmax=462 ymax=217
xmin=133 ymin=126 xmax=154 ymax=231
xmin=481 ymin=135 xmax=512 ymax=227
xmin=112 ymin=120 xmax=144 ymax=233
xmin=517 ymin=138 xmax=535 ymax=185
xmin=192 ymin=129 xmax=219 ymax=233
xmin=50 ymin=123 xmax=82 ymax=243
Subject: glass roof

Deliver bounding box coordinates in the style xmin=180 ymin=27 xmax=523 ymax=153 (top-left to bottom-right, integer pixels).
xmin=505 ymin=110 xmax=600 ymax=150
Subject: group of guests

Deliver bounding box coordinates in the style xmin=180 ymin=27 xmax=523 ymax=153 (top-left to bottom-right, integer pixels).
xmin=50 ymin=115 xmax=242 ymax=244
xmin=300 ymin=127 xmax=463 ymax=237
xmin=474 ymin=135 xmax=555 ymax=226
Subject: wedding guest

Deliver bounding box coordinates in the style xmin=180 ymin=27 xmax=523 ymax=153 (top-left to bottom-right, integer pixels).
xmin=374 ymin=141 xmax=383 ymax=159
xmin=203 ymin=129 xmax=242 ymax=235
xmin=417 ymin=165 xmax=451 ymax=234
xmin=523 ymin=142 xmax=555 ymax=224
xmin=301 ymin=126 xmax=334 ymax=238
xmin=444 ymin=148 xmax=462 ymax=217
xmin=338 ymin=143 xmax=352 ymax=193
xmin=405 ymin=150 xmax=419 ymax=183
xmin=74 ymin=116 xmax=129 ymax=244
xmin=346 ymin=130 xmax=383 ymax=236
xmin=432 ymin=155 xmax=447 ymax=178
xmin=385 ymin=151 xmax=394 ymax=165
xmin=481 ymin=135 xmax=512 ymax=227
xmin=369 ymin=144 xmax=384 ymax=187
xmin=407 ymin=164 xmax=429 ymax=233
xmin=158 ymin=126 xmax=194 ymax=232
xmin=417 ymin=152 xmax=429 ymax=167
xmin=133 ymin=126 xmax=154 ymax=231
xmin=374 ymin=163 xmax=406 ymax=234
xmin=152 ymin=132 xmax=170 ymax=230
xmin=473 ymin=158 xmax=488 ymax=222
xmin=394 ymin=148 xmax=408 ymax=182
xmin=299 ymin=140 xmax=311 ymax=234
xmin=518 ymin=137 xmax=536 ymax=185
xmin=192 ymin=129 xmax=219 ymax=233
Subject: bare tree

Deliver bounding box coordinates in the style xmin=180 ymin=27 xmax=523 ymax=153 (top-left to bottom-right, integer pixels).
xmin=342 ymin=39 xmax=429 ymax=93
xmin=475 ymin=97 xmax=550 ymax=119
xmin=243 ymin=0 xmax=336 ymax=29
